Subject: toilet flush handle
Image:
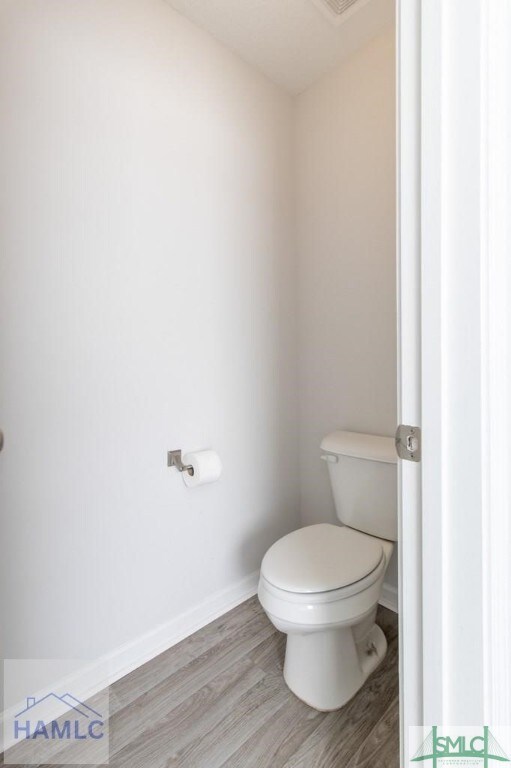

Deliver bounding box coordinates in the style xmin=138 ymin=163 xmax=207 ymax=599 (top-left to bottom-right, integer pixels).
xmin=320 ymin=454 xmax=338 ymax=464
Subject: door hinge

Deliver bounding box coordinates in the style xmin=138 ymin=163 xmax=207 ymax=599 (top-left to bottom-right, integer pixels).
xmin=395 ymin=425 xmax=421 ymax=462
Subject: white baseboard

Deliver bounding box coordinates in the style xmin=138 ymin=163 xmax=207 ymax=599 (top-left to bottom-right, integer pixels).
xmin=1 ymin=570 xmax=259 ymax=752
xmin=379 ymin=581 xmax=398 ymax=613
xmin=100 ymin=569 xmax=260 ymax=688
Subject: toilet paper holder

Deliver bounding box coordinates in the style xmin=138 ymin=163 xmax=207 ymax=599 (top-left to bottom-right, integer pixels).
xmin=167 ymin=450 xmax=195 ymax=477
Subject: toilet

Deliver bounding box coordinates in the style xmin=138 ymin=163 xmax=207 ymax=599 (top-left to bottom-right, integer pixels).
xmin=258 ymin=430 xmax=397 ymax=711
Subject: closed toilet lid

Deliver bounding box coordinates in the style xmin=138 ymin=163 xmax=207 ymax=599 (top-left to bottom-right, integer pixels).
xmin=261 ymin=524 xmax=384 ymax=594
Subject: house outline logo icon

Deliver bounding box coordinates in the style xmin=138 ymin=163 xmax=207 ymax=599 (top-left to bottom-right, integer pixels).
xmin=14 ymin=693 xmax=104 ymax=741
xmin=411 ymin=726 xmax=510 ymax=766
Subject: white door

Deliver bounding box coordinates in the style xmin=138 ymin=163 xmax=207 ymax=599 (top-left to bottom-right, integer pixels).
xmin=397 ymin=1 xmax=422 ymax=761
xmin=398 ymin=1 xmax=511 ymax=762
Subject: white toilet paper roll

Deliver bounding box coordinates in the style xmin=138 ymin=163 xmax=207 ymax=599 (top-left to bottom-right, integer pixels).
xmin=182 ymin=450 xmax=222 ymax=488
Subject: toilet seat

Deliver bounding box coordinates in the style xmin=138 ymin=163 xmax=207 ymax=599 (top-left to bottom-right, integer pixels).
xmin=258 ymin=525 xmax=393 ymax=631
xmin=261 ymin=523 xmax=384 ymax=594
xmin=258 ymin=561 xmax=387 ymax=631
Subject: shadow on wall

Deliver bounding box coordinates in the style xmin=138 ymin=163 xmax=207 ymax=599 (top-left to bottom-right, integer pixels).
xmin=237 ymin=516 xmax=291 ymax=576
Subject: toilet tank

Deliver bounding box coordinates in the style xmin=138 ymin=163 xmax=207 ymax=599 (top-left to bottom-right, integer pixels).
xmin=320 ymin=431 xmax=398 ymax=541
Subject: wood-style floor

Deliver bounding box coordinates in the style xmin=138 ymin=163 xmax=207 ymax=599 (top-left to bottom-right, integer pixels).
xmin=109 ymin=596 xmax=398 ymax=768
xmin=10 ymin=597 xmax=399 ymax=768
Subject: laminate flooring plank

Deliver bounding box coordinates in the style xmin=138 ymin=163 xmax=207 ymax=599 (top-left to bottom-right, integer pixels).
xmin=346 ymin=696 xmax=400 ymax=768
xmin=111 ymin=597 xmax=263 ymax=714
xmin=107 ymin=611 xmax=274 ymax=757
xmin=247 ymin=628 xmax=286 ymax=675
xmin=220 ymin=689 xmax=322 ymax=768
xmin=166 ymin=671 xmax=289 ymax=768
xmin=108 ymin=657 xmax=266 ymax=768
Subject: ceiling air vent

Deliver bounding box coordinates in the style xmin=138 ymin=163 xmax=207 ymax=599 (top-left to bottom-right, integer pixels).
xmin=311 ymin=0 xmax=369 ymax=25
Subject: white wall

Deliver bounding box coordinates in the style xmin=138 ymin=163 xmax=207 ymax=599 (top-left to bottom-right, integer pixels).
xmin=0 ymin=0 xmax=298 ymax=662
xmin=295 ymin=28 xmax=398 ymax=589
xmin=0 ymin=1 xmax=397 ymax=674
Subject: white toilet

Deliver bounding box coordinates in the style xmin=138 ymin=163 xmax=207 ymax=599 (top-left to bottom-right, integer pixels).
xmin=258 ymin=430 xmax=397 ymax=711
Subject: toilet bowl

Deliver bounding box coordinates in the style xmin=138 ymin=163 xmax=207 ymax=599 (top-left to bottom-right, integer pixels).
xmin=257 ymin=431 xmax=397 ymax=711
xmin=258 ymin=523 xmax=393 ymax=710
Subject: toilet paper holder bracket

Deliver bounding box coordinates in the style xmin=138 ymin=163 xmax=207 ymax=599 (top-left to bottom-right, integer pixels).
xmin=167 ymin=450 xmax=195 ymax=476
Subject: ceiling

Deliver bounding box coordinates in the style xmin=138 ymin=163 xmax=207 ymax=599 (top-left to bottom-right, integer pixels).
xmin=165 ymin=0 xmax=395 ymax=94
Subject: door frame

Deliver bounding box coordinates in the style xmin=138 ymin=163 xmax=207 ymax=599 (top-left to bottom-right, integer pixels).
xmin=398 ymin=0 xmax=511 ymax=759
xmin=397 ymin=0 xmax=423 ymax=760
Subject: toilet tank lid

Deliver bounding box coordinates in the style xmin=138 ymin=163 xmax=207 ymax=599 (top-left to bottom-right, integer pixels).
xmin=321 ymin=430 xmax=397 ymax=464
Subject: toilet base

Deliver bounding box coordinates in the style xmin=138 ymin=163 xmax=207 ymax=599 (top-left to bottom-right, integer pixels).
xmin=283 ymin=622 xmax=387 ymax=711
